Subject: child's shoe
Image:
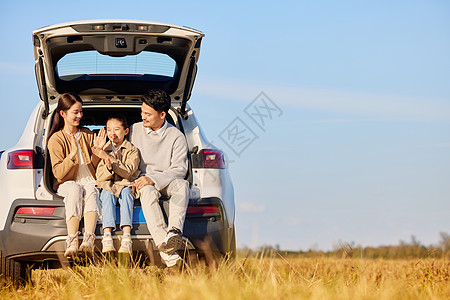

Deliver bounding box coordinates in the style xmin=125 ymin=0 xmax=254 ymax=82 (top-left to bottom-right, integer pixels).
xmin=118 ymin=233 xmax=132 ymax=254
xmin=79 ymin=232 xmax=96 ymax=254
xmin=102 ymin=232 xmax=115 ymax=253
xmin=64 ymin=232 xmax=79 ymax=257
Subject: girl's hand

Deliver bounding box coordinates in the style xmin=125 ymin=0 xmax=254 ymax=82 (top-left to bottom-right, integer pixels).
xmin=106 ymin=157 xmax=112 ymax=170
xmin=68 ymin=134 xmax=78 ymax=161
xmin=92 ymin=147 xmax=110 ymax=161
xmin=94 ymin=127 xmax=107 ymax=149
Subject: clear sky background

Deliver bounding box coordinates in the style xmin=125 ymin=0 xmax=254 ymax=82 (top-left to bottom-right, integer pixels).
xmin=1 ymin=1 xmax=449 ymax=251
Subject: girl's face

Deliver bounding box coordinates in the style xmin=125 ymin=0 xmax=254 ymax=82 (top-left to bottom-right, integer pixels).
xmin=106 ymin=118 xmax=129 ymax=146
xmin=60 ymin=101 xmax=83 ymax=128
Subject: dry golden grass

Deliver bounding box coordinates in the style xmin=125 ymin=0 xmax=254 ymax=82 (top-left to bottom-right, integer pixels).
xmin=1 ymin=255 xmax=449 ymax=299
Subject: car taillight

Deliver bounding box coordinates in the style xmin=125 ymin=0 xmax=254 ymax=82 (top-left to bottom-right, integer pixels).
xmin=7 ymin=150 xmax=34 ymax=169
xmin=187 ymin=206 xmax=219 ymax=214
xmin=16 ymin=207 xmax=55 ymax=215
xmin=201 ymin=149 xmax=225 ymax=169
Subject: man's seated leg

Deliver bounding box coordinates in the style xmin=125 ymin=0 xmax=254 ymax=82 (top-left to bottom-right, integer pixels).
xmin=165 ymin=178 xmax=189 ymax=232
xmin=141 ymin=184 xmax=184 ymax=266
xmin=139 ymin=185 xmax=167 ymax=247
xmin=160 ymin=178 xmax=189 ymax=253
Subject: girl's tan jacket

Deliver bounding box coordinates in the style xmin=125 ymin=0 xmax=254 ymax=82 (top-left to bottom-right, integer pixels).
xmin=47 ymin=128 xmax=100 ymax=190
xmin=95 ymin=139 xmax=141 ymax=197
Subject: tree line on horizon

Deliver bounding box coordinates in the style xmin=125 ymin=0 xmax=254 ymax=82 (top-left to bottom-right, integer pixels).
xmin=238 ymin=232 xmax=450 ymax=259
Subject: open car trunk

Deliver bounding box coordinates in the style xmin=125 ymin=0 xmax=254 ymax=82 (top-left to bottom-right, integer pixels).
xmin=33 ymin=20 xmax=204 ymax=118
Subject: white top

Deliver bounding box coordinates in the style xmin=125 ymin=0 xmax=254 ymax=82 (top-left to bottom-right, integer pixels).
xmin=73 ymin=131 xmax=96 ymax=185
xmin=144 ymin=120 xmax=168 ymax=137
xmin=111 ymin=142 xmax=123 ymax=154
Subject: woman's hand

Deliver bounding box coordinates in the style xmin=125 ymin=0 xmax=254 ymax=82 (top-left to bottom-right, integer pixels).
xmin=94 ymin=127 xmax=107 ymax=149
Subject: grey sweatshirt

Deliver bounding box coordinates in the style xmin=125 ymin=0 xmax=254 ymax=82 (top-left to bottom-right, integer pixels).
xmin=129 ymin=121 xmax=188 ymax=191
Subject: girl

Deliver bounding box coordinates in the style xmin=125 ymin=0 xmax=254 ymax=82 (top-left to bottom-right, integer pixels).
xmin=47 ymin=92 xmax=106 ymax=257
xmin=94 ymin=115 xmax=140 ymax=254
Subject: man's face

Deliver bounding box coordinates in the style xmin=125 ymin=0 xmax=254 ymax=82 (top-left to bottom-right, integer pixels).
xmin=141 ymin=102 xmax=165 ymax=130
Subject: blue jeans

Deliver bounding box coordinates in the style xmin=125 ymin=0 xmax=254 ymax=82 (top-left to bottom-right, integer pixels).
xmin=100 ymin=187 xmax=134 ymax=230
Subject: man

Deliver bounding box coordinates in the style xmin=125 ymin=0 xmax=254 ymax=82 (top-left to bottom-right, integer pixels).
xmin=130 ymin=89 xmax=189 ymax=267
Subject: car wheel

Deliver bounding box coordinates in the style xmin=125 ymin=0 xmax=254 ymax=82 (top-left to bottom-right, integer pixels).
xmin=229 ymin=228 xmax=236 ymax=259
xmin=1 ymin=254 xmax=28 ymax=285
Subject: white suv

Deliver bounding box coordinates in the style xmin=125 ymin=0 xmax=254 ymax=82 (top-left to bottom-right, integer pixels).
xmin=0 ymin=20 xmax=235 ymax=282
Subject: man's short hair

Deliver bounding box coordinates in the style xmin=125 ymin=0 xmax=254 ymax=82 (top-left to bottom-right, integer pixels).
xmin=141 ymin=89 xmax=171 ymax=113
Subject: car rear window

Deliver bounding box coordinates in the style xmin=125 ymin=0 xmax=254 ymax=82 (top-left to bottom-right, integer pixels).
xmin=56 ymin=50 xmax=176 ymax=80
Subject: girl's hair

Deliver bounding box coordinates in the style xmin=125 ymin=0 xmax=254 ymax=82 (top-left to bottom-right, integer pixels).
xmin=47 ymin=92 xmax=83 ymax=142
xmin=106 ymin=114 xmax=129 ymax=129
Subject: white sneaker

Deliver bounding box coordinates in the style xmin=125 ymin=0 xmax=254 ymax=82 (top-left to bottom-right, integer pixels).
xmin=118 ymin=234 xmax=132 ymax=254
xmin=64 ymin=232 xmax=79 ymax=257
xmin=79 ymin=232 xmax=96 ymax=254
xmin=102 ymin=233 xmax=115 ymax=253
xmin=159 ymin=251 xmax=182 ymax=268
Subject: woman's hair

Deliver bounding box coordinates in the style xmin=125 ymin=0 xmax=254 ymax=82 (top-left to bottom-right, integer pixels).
xmin=106 ymin=114 xmax=129 ymax=129
xmin=47 ymin=92 xmax=83 ymax=142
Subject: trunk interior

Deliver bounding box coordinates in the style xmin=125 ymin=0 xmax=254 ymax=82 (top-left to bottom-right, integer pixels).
xmin=43 ymin=104 xmax=189 ymax=197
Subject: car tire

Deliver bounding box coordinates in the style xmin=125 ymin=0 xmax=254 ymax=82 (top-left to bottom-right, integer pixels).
xmin=1 ymin=254 xmax=28 ymax=285
xmin=229 ymin=228 xmax=236 ymax=259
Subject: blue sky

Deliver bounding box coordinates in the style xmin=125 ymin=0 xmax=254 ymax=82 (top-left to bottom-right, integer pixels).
xmin=1 ymin=1 xmax=449 ymax=250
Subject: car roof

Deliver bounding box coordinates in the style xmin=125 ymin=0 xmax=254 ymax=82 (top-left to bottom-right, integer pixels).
xmin=33 ymin=19 xmax=203 ymax=35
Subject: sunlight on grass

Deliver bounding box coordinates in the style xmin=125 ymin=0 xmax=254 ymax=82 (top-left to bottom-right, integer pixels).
xmin=1 ymin=254 xmax=449 ymax=299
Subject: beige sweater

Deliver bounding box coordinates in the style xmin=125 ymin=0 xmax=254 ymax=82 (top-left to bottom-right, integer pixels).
xmin=129 ymin=121 xmax=188 ymax=191
xmin=47 ymin=127 xmax=100 ymax=190
xmin=96 ymin=140 xmax=141 ymax=197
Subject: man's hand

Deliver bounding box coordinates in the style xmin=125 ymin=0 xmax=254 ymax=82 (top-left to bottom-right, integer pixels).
xmin=135 ymin=176 xmax=154 ymax=190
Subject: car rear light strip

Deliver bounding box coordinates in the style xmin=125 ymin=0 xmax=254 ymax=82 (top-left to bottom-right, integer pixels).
xmin=16 ymin=207 xmax=55 ymax=215
xmin=187 ymin=206 xmax=219 ymax=214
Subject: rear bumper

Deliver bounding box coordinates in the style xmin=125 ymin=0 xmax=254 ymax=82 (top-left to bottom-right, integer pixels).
xmin=0 ymin=197 xmax=232 ymax=263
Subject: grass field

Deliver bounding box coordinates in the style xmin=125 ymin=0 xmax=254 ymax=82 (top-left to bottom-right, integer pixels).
xmin=0 ymin=254 xmax=449 ymax=299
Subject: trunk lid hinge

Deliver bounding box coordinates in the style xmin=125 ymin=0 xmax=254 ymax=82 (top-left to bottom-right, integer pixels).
xmin=178 ymin=51 xmax=197 ymax=120
xmin=36 ymin=49 xmax=50 ymax=119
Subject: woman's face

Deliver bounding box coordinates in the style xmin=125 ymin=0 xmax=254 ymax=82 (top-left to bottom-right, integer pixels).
xmin=106 ymin=118 xmax=129 ymax=146
xmin=60 ymin=101 xmax=83 ymax=127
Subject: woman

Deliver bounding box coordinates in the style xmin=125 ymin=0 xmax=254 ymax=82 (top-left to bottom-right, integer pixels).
xmin=47 ymin=92 xmax=106 ymax=257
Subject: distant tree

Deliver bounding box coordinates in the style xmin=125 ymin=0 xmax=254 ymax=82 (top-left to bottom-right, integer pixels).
xmin=410 ymin=235 xmax=421 ymax=247
xmin=438 ymin=232 xmax=450 ymax=252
